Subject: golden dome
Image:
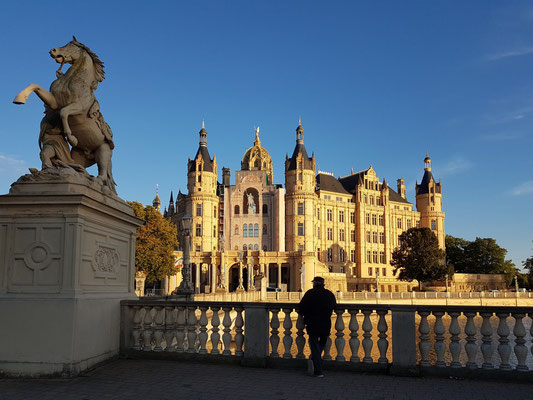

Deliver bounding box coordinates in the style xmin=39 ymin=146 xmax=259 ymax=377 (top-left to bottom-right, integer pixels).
xmin=241 ymin=127 xmax=274 ymax=184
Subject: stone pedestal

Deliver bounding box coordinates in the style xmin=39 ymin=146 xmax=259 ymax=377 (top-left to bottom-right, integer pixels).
xmin=0 ymin=177 xmax=141 ymax=376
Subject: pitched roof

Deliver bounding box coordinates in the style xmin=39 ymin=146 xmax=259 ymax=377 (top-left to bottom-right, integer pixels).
xmin=338 ymin=170 xmax=368 ymax=193
xmin=316 ymin=173 xmax=351 ymax=195
xmin=388 ymin=187 xmax=411 ymax=204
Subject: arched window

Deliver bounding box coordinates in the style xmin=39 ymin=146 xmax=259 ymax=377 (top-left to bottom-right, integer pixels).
xmin=254 ymin=224 xmax=259 ymax=237
xmin=234 ymin=205 xmax=240 ymax=215
xmin=249 ymin=244 xmax=253 ymax=250
xmin=248 ymin=223 xmax=253 ymax=235
xmin=262 ymin=204 xmax=268 ymax=214
xmin=243 ymin=224 xmax=248 ymax=237
xmin=243 ymin=244 xmax=247 ymax=251
xmin=254 ymin=244 xmax=259 ymax=250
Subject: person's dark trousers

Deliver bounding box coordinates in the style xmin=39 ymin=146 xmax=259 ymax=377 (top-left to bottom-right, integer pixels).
xmin=308 ymin=333 xmax=328 ymax=375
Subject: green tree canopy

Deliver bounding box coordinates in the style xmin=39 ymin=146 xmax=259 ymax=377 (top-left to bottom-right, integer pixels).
xmin=391 ymin=228 xmax=447 ymax=288
xmin=445 ymin=235 xmax=516 ymax=283
xmin=129 ymin=201 xmax=179 ymax=284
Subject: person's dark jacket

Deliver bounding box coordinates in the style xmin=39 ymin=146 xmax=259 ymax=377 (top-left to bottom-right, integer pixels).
xmin=298 ymin=287 xmax=337 ymax=335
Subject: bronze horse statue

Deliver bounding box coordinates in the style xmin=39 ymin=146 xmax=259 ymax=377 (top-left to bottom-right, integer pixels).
xmin=13 ymin=36 xmax=116 ymax=194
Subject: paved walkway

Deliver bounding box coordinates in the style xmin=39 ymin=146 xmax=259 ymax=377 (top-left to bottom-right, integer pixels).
xmin=0 ymin=359 xmax=531 ymax=400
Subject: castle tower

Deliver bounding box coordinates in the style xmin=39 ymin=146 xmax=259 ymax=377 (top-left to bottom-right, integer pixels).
xmin=285 ymin=118 xmax=316 ymax=252
xmin=152 ymin=184 xmax=161 ymax=212
xmin=186 ymin=121 xmax=219 ymax=252
xmin=415 ymin=152 xmax=445 ymax=248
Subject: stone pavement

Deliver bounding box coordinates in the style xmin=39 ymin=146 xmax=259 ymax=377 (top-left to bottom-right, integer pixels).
xmin=0 ymin=359 xmax=531 ymax=400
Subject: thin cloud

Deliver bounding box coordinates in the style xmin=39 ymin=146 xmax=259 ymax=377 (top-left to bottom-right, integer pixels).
xmin=487 ymin=47 xmax=533 ymax=61
xmin=438 ymin=156 xmax=473 ymax=177
xmin=0 ymin=154 xmax=27 ymax=175
xmin=511 ymin=180 xmax=533 ymax=196
xmin=480 ymin=132 xmax=522 ymax=141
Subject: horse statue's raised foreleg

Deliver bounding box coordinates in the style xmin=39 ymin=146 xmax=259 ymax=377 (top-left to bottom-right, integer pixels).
xmin=13 ymin=84 xmax=58 ymax=109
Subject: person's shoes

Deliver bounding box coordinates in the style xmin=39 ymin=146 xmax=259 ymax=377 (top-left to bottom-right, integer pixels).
xmin=307 ymin=359 xmax=314 ymax=376
xmin=313 ymin=373 xmax=324 ymax=378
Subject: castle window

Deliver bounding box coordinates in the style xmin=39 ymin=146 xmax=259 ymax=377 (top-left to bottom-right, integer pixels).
xmin=380 ymin=251 xmax=385 ymax=264
xmin=382 ymin=268 xmax=387 ymax=276
xmin=263 ymin=245 xmax=267 ymax=251
xmin=317 ymin=208 xmax=320 ymax=219
xmin=431 ymin=220 xmax=437 ymax=230
xmin=365 ymin=213 xmax=370 ymax=224
xmin=339 ymin=210 xmax=344 ymax=222
xmin=339 ymin=249 xmax=345 ymax=262
xmin=370 ymin=195 xmax=374 ymax=205
xmin=298 ymin=202 xmax=304 ymax=215
xmin=379 ymin=232 xmax=385 ymax=244
xmin=327 ymin=209 xmax=332 ymax=221
xmin=196 ymin=204 xmax=202 ymax=217
xmin=373 ymin=251 xmax=378 ymax=263
xmin=213 ymin=225 xmax=216 ymax=237
xmin=243 ymin=224 xmax=248 ymax=237
xmin=350 ymin=212 xmax=355 ymax=224
xmin=372 ymin=214 xmax=377 ymax=225
xmin=263 ymin=204 xmax=268 ymax=214
xmin=350 ymin=249 xmax=356 ymax=262
xmin=367 ymin=251 xmax=371 ymax=263
xmin=377 ymin=196 xmax=381 ymax=206
xmin=317 ymin=226 xmax=320 ymax=238
xmin=214 ymin=206 xmax=217 ymax=218
xmin=328 ymin=266 xmax=333 ymax=272
xmin=364 ymin=194 xmax=368 ymax=204
xmin=234 ymin=205 xmax=240 ymax=215
xmin=195 ymin=224 xmax=202 ymax=237
xmin=327 ymin=228 xmax=333 ymax=240
xmin=397 ymin=218 xmax=402 ymax=229
xmin=368 ymin=267 xmax=372 ymax=275
xmin=340 ymin=266 xmax=345 ymax=273
xmin=298 ymin=245 xmax=304 ymax=251
xmin=263 ymin=224 xmax=267 ymax=235
xmin=416 ymin=221 xmax=421 ymax=228
xmin=339 ymin=229 xmax=345 ymax=241
xmin=298 ymin=173 xmax=302 ymax=181
xmin=327 ymin=249 xmax=333 ymax=262
xmin=379 ymin=215 xmax=384 ymax=226
xmin=249 ymin=224 xmax=253 ymax=236
xmin=254 ymin=159 xmax=260 ymax=168
xmin=298 ymin=223 xmax=304 ymax=236
xmin=407 ymin=220 xmax=412 ymax=229
xmin=254 ymin=224 xmax=259 ymax=237
xmin=366 ymin=231 xmax=371 ymax=243
xmin=351 ymin=230 xmax=355 ymax=242
xmin=243 ymin=245 xmax=247 ymax=251
xmin=249 ymin=244 xmax=253 ymax=250
xmin=196 ymin=245 xmax=201 ymax=252
xmin=254 ymin=244 xmax=259 ymax=250
xmin=373 ymin=232 xmax=378 ymax=243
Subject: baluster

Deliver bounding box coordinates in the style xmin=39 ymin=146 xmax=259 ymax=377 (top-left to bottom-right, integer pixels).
xmin=222 ymin=306 xmax=232 ymax=355
xmin=269 ymin=308 xmax=281 ymax=357
xmin=210 ymin=306 xmax=221 ymax=355
xmin=418 ymin=311 xmax=430 ymax=366
xmin=235 ymin=306 xmax=244 ymax=356
xmin=348 ymin=309 xmax=360 ymax=362
xmin=186 ymin=306 xmax=198 ymax=353
xmin=480 ymin=312 xmax=494 ymax=369
xmin=132 ymin=306 xmax=142 ymax=350
xmin=464 ymin=312 xmax=478 ymax=369
xmin=323 ymin=336 xmax=332 ymax=360
xmin=142 ymin=306 xmax=153 ymax=351
xmin=295 ymin=313 xmax=306 ymax=359
xmin=449 ymin=312 xmax=461 ymax=368
xmin=361 ymin=309 xmax=373 ymax=363
xmin=377 ymin=310 xmax=388 ymax=364
xmin=175 ymin=306 xmax=186 ymax=352
xmin=512 ymin=312 xmax=528 ymax=371
xmin=164 ymin=306 xmax=175 ymax=352
xmin=198 ymin=306 xmax=208 ymax=354
xmin=334 ymin=308 xmax=346 ymax=361
xmin=282 ymin=308 xmax=294 ymax=359
xmin=531 ymin=313 xmax=533 ymax=359
xmin=153 ymin=306 xmax=165 ymax=352
xmin=497 ymin=312 xmax=512 ymax=370
xmin=433 ymin=311 xmax=446 ymax=367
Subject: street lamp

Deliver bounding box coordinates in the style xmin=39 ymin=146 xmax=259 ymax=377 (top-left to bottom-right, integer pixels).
xmin=237 ymin=250 xmax=245 ymax=291
xmin=176 ymin=214 xmax=194 ymax=296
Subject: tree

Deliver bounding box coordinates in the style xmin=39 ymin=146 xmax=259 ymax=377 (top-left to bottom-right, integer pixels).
xmin=129 ymin=201 xmax=179 ymax=284
xmin=445 ymin=235 xmax=517 ymax=284
xmin=391 ymin=228 xmax=447 ymax=289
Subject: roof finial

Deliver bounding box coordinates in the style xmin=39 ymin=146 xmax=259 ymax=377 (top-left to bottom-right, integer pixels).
xmin=156 ymin=183 xmax=159 ymax=194
xmin=299 ymin=116 xmax=301 ymax=125
xmin=202 ymin=119 xmax=205 ymax=129
xmin=254 ymin=126 xmax=261 ymax=146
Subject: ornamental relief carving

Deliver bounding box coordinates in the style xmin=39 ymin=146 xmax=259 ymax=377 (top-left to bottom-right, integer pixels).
xmin=92 ymin=245 xmax=120 ymax=278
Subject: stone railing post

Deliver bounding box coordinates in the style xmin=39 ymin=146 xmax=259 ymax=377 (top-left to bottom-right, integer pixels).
xmin=390 ymin=307 xmax=417 ymax=376
xmin=243 ymin=303 xmax=270 ymax=367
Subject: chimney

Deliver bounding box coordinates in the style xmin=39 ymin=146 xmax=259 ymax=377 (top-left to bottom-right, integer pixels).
xmin=222 ymin=167 xmax=231 ymax=186
xmin=397 ymin=178 xmax=406 ymax=199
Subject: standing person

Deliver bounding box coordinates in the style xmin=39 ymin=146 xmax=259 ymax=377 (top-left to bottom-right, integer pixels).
xmin=298 ymin=276 xmax=337 ymax=377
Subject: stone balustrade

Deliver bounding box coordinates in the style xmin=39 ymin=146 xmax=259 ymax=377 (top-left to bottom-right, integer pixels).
xmin=120 ymin=300 xmax=532 ymax=380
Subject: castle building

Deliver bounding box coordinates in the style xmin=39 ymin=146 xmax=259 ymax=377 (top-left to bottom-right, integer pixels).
xmin=164 ymin=121 xmax=445 ymax=293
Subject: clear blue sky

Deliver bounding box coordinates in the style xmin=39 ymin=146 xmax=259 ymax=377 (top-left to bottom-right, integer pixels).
xmin=1 ymin=1 xmax=532 ymax=269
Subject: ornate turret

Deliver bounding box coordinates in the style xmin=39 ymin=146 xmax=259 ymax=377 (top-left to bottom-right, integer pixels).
xmin=167 ymin=191 xmax=175 ymax=216
xmin=415 ymin=152 xmax=445 ymax=248
xmin=152 ymin=184 xmax=161 ymax=212
xmin=241 ymin=126 xmax=274 ymax=184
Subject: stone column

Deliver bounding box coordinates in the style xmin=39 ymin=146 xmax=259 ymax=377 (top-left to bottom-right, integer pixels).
xmin=195 ymin=263 xmax=201 ymax=294
xmin=266 ymin=263 xmax=270 ymax=286
xmin=237 ymin=260 xmax=244 ymax=292
xmin=277 ymin=263 xmax=282 ymax=289
xmin=249 ymin=263 xmax=255 ymax=290
xmin=211 ymin=263 xmax=216 ymax=294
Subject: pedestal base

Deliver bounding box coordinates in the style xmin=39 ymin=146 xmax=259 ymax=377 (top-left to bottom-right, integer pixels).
xmin=0 ymin=178 xmax=141 ymax=376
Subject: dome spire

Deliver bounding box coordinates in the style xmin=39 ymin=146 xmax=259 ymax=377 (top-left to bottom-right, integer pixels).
xmin=199 ymin=120 xmax=207 ymax=146
xmin=254 ymin=126 xmax=261 ymax=146
xmin=424 ymin=151 xmax=431 ymax=171
xmin=152 ymin=184 xmax=161 ymax=211
xmin=296 ymin=117 xmax=304 ymax=144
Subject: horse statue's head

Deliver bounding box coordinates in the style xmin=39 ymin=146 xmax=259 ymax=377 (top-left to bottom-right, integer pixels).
xmin=49 ymin=36 xmax=105 ymax=82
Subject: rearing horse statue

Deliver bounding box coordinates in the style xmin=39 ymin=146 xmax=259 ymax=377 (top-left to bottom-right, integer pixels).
xmin=13 ymin=36 xmax=116 ymax=194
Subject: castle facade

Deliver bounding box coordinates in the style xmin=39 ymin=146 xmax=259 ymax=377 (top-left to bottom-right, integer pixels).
xmin=157 ymin=121 xmax=445 ymax=293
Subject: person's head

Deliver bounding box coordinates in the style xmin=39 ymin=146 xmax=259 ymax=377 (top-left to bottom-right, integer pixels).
xmin=311 ymin=276 xmax=325 ymax=288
